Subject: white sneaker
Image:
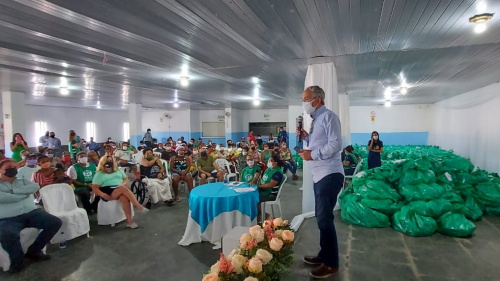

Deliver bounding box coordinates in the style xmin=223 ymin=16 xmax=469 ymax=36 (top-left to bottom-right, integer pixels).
xmin=137 ymin=207 xmax=149 ymax=214
xmin=126 ymin=222 xmax=138 ymax=229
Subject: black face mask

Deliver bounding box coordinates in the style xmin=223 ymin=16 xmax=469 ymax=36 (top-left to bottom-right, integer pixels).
xmin=50 ymin=135 xmax=55 ymax=138
xmin=4 ymin=168 xmax=18 ymax=178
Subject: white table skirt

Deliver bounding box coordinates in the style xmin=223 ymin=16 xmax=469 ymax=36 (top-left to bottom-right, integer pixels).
xmin=178 ymin=210 xmax=255 ymax=246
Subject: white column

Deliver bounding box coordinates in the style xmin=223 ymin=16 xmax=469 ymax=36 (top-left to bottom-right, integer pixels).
xmin=338 ymin=93 xmax=351 ymax=145
xmin=2 ymin=91 xmax=26 ymax=157
xmin=128 ymin=103 xmax=142 ymax=147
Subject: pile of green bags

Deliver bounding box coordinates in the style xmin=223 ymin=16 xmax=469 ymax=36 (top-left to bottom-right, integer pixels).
xmin=340 ymin=145 xmax=500 ymax=237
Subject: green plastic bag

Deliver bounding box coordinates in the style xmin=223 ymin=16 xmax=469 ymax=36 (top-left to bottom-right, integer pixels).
xmin=353 ymin=180 xmax=402 ymax=201
xmin=407 ymin=199 xmax=452 ymax=218
xmin=485 ymin=206 xmax=500 ymax=216
xmin=400 ymin=170 xmax=436 ymax=186
xmin=361 ymin=198 xmax=403 ymax=215
xmin=399 ymin=183 xmax=445 ymax=201
xmin=473 ymin=181 xmax=500 ymax=207
xmin=461 ymin=196 xmax=483 ymax=221
xmin=340 ymin=196 xmax=390 ymax=228
xmin=392 ymin=206 xmax=437 ymax=237
xmin=437 ymin=212 xmax=476 ymax=237
xmin=441 ymin=158 xmax=474 ymax=173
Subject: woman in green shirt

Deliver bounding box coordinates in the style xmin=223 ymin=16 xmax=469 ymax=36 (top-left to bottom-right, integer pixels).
xmin=260 ymin=143 xmax=272 ymax=167
xmin=240 ymin=155 xmax=261 ymax=185
xmin=92 ymin=156 xmax=149 ymax=229
xmin=10 ymin=133 xmax=29 ymax=162
xmin=257 ymin=155 xmax=284 ymax=221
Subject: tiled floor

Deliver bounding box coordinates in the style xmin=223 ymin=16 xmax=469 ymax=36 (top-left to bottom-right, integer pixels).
xmin=2 ymin=170 xmax=500 ymax=281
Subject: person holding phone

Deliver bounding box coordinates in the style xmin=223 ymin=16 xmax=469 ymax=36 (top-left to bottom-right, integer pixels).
xmin=367 ymin=131 xmax=383 ymax=169
xmin=297 ymin=86 xmax=343 ymax=279
xmin=10 ymin=133 xmax=29 ymax=162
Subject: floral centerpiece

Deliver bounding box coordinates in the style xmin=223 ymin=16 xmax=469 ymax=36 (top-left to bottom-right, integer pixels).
xmin=203 ymin=218 xmax=295 ymax=281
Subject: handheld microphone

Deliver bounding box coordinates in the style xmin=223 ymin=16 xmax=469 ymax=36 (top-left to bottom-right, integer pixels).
xmin=297 ymin=116 xmax=303 ymax=142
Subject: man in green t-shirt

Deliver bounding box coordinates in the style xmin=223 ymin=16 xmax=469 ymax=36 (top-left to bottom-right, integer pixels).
xmin=240 ymin=155 xmax=261 ymax=185
xmin=67 ymin=152 xmax=97 ymax=215
xmin=196 ymin=148 xmax=224 ymax=184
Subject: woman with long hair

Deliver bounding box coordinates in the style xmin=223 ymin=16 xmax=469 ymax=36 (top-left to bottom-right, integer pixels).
xmin=368 ymin=131 xmax=384 ymax=169
xmin=92 ymin=155 xmax=149 ymax=229
xmin=10 ymin=133 xmax=29 ymax=162
xmin=257 ymin=154 xmax=285 ymax=221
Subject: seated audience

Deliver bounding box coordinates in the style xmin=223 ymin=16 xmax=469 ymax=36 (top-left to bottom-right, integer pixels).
xmin=114 ymin=142 xmax=136 ymax=167
xmin=154 ymin=143 xmax=166 ymax=153
xmin=151 ymin=139 xmax=159 ymax=149
xmin=256 ymin=135 xmax=264 ymax=150
xmin=249 ymin=142 xmax=260 ymax=162
xmin=343 ymin=145 xmax=359 ymax=176
xmin=0 ymin=159 xmax=62 ymax=273
xmin=240 ymin=154 xmax=261 ymax=185
xmin=53 ymin=164 xmax=72 ymax=184
xmin=138 ymin=141 xmax=146 ymax=151
xmin=216 ymin=146 xmax=228 ymax=159
xmin=92 ymin=156 xmax=148 ymax=229
xmin=260 ymin=143 xmax=272 ymax=165
xmin=17 ymin=153 xmax=40 ymax=181
xmin=170 ymin=146 xmax=194 ymax=201
xmin=257 ymin=155 xmax=284 ymax=221
xmin=61 ymin=151 xmax=73 ymax=169
xmin=67 ymin=152 xmax=97 ymax=215
xmin=279 ymin=142 xmax=299 ymax=181
xmin=267 ymin=133 xmax=276 ymax=149
xmin=32 ymin=155 xmax=56 ymax=189
xmin=88 ymin=150 xmax=100 ymax=166
xmin=196 ymin=148 xmax=224 ymax=184
xmin=140 ymin=148 xmax=173 ymax=205
xmin=46 ymin=149 xmax=63 ymax=167
xmin=233 ymin=146 xmax=249 ymax=174
xmin=141 ymin=172 xmax=173 ymax=206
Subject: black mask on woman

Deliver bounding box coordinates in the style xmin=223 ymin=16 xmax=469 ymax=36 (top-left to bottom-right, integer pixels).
xmin=3 ymin=168 xmax=18 ymax=178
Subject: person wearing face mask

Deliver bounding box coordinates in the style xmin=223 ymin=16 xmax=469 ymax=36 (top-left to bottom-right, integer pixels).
xmin=67 ymin=152 xmax=97 ymax=215
xmin=279 ymin=142 xmax=299 ymax=181
xmin=196 ymin=148 xmax=224 ymax=185
xmin=68 ymin=132 xmax=83 ymax=160
xmin=260 ymin=144 xmax=272 ymax=166
xmin=143 ymin=129 xmax=153 ymax=148
xmin=297 ymin=86 xmax=344 ymax=279
xmin=47 ymin=132 xmax=62 ymax=157
xmin=154 ymin=143 xmax=166 ymax=153
xmin=0 ymin=159 xmax=63 ymax=273
xmin=161 ymin=144 xmax=176 ymax=161
xmin=114 ymin=142 xmax=137 ymax=167
xmin=267 ymin=133 xmax=275 ymax=149
xmin=87 ymin=150 xmax=100 ymax=166
xmin=32 ymin=155 xmax=57 ymax=189
xmin=233 ymin=146 xmax=249 ymax=174
xmin=249 ymin=142 xmax=260 ymax=162
xmin=61 ymin=151 xmax=73 ymax=169
xmin=216 ymin=146 xmax=229 ymax=160
xmin=170 ymin=146 xmax=194 ymax=201
xmin=368 ymin=131 xmax=384 ymax=169
xmin=17 ymin=154 xmax=40 ymax=181
xmin=239 ymin=155 xmax=261 ymax=185
xmin=140 ymin=148 xmax=173 ymax=205
xmin=256 ymin=155 xmax=284 ymax=221
xmin=93 ymin=156 xmax=149 ymax=229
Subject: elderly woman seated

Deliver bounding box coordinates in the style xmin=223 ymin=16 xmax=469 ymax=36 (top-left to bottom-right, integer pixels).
xmin=92 ymin=155 xmax=149 ymax=229
xmin=170 ymin=146 xmax=194 ymax=201
xmin=140 ymin=148 xmax=174 ymax=206
xmin=256 ymin=155 xmax=284 ymax=221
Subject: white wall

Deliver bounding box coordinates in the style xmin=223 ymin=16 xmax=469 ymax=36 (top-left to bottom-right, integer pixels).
xmin=429 ymin=83 xmax=500 ymax=173
xmin=142 ymin=109 xmax=190 ymax=134
xmin=350 ymin=104 xmax=432 ymax=133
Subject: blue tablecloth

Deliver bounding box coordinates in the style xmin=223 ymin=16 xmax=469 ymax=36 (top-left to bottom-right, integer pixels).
xmin=189 ymin=182 xmax=259 ymax=232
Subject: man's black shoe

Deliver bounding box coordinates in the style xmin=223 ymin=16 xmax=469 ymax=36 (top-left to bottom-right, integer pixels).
xmin=25 ymin=252 xmax=51 ymax=262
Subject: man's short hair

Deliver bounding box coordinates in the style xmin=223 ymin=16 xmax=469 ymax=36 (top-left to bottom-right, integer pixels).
xmin=0 ymin=159 xmax=14 ymax=169
xmin=306 ymin=85 xmax=326 ymax=100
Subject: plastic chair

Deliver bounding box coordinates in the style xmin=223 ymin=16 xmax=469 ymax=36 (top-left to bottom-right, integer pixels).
xmin=39 ymin=184 xmax=90 ymax=244
xmin=215 ymin=159 xmax=238 ymax=181
xmin=153 ymin=151 xmax=162 ymax=158
xmin=97 ymin=199 xmax=134 ymax=227
xmin=261 ymin=175 xmax=287 ymax=221
xmin=344 ymin=159 xmax=363 ymax=186
xmin=0 ymin=228 xmax=45 ymax=272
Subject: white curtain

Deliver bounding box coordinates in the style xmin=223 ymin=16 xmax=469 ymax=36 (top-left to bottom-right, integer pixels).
xmin=429 ymin=82 xmax=500 ymax=174
xmin=338 ymin=93 xmax=351 ymax=146
xmin=301 ymin=62 xmax=339 ymax=213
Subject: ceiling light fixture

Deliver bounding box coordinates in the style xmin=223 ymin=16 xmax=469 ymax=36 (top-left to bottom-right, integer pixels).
xmin=179 ymin=76 xmax=189 ymax=87
xmin=252 ymin=77 xmax=259 ymax=84
xmin=469 ymin=13 xmax=494 ymax=33
xmin=401 ymin=87 xmax=408 ymax=95
xmin=253 ymin=99 xmax=261 ymax=106
xmin=61 ymin=62 xmax=68 ymax=68
xmin=173 ymin=102 xmax=179 ymax=108
xmin=384 ymin=101 xmax=392 ymax=107
xmin=59 ymin=87 xmax=69 ymax=95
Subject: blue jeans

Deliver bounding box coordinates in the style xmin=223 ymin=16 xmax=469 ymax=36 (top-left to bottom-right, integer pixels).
xmin=0 ymin=209 xmax=62 ymax=268
xmin=314 ymin=173 xmax=344 ymax=267
xmin=282 ymin=160 xmax=297 ymax=175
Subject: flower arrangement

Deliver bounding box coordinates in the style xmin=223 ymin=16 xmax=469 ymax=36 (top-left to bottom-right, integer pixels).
xmin=203 ymin=218 xmax=295 ymax=281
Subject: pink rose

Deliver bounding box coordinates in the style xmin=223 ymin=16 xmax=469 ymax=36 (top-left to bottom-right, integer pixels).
xmin=247 ymin=257 xmax=263 ymax=273
xmin=281 ymin=230 xmax=295 ymax=242
xmin=273 ymin=217 xmax=284 ymax=227
xmin=202 ymin=272 xmax=219 ymax=281
xmin=255 ymin=249 xmax=273 ymax=264
xmin=269 ymin=237 xmax=284 ymax=251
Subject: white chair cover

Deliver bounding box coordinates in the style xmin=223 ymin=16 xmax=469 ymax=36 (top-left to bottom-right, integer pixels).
xmin=97 ymin=199 xmax=134 ymax=226
xmin=0 ymin=228 xmax=41 ymax=272
xmin=39 ymin=184 xmax=90 ymax=244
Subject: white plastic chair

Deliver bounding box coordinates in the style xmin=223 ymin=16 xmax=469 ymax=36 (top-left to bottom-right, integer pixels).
xmin=261 ymin=175 xmax=287 ymax=221
xmin=131 ymin=151 xmax=144 ymax=164
xmin=97 ymin=199 xmax=134 ymax=227
xmin=153 ymin=152 xmax=162 ymax=158
xmin=0 ymin=228 xmax=44 ymax=272
xmin=215 ymin=159 xmax=238 ymax=181
xmin=344 ymin=159 xmax=363 ymax=186
xmin=39 ymin=184 xmax=90 ymax=244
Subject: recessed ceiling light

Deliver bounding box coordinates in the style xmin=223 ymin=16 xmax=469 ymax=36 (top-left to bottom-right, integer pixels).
xmin=252 ymin=77 xmax=259 ymax=84
xmin=59 ymin=87 xmax=69 ymax=95
xmin=173 ymin=102 xmax=179 ymax=108
xmin=179 ymin=76 xmax=189 ymax=87
xmin=61 ymin=62 xmax=68 ymax=68
xmin=253 ymin=99 xmax=261 ymax=106
xmin=385 ymin=101 xmax=391 ymax=107
xmin=474 ymin=23 xmax=487 ymax=33
xmin=401 ymin=87 xmax=408 ymax=95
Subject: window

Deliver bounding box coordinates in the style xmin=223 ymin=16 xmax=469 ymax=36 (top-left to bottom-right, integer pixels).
xmin=86 ymin=122 xmax=96 ymax=141
xmin=34 ymin=121 xmax=47 ymax=144
xmin=202 ymin=122 xmax=225 ymax=137
xmin=123 ymin=122 xmax=130 ymax=142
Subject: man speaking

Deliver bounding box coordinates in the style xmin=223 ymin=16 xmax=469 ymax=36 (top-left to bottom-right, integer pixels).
xmin=297 ymin=85 xmax=344 ymax=279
